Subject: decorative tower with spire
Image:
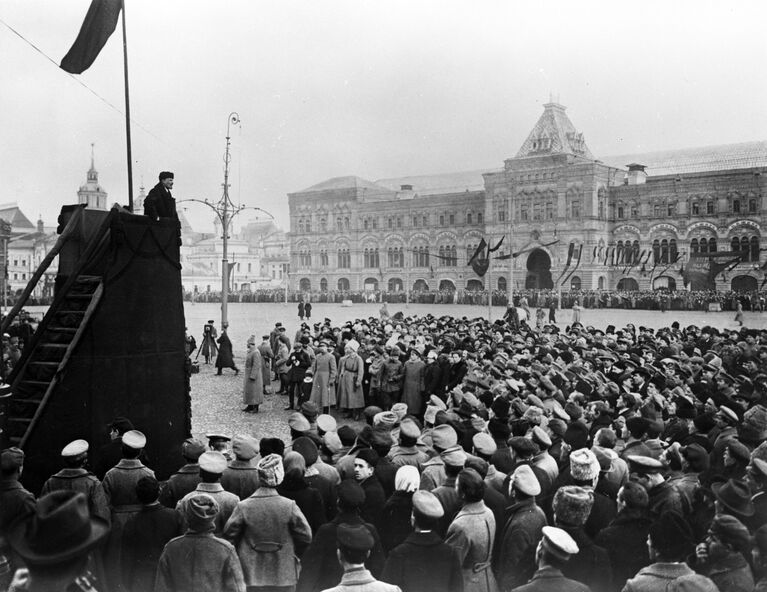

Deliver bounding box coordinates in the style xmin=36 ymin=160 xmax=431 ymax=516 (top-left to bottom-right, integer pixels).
xmin=77 ymin=143 xmax=108 ymax=210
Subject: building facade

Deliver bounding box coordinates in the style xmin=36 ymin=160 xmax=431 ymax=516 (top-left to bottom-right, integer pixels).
xmin=287 ymin=102 xmax=767 ymax=293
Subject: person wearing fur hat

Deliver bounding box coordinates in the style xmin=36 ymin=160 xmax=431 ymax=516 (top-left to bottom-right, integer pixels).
xmin=156 ymin=493 xmax=245 ymax=592
xmin=552 ymin=486 xmax=612 ymax=592
xmin=223 ymin=453 xmax=312 ymax=590
xmin=691 ymin=514 xmax=754 ymax=592
xmin=621 ymin=511 xmax=695 ymax=592
xmin=143 ymin=171 xmax=178 ymax=221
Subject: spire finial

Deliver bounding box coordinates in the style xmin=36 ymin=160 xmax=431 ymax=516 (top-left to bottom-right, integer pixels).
xmin=90 ymin=143 xmax=95 ymax=169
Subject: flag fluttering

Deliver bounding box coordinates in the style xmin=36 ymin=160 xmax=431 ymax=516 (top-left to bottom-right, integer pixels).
xmin=61 ymin=0 xmax=122 ymax=74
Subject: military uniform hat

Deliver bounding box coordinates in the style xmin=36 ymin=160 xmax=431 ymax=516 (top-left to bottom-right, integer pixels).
xmin=373 ymin=411 xmax=398 ymax=428
xmin=412 ymin=490 xmax=444 ymax=519
xmin=472 ymin=432 xmax=497 ymax=456
xmin=709 ymin=514 xmax=751 ymax=551
xmin=232 ymin=435 xmax=259 ymax=461
xmin=391 ymin=402 xmax=409 ymax=420
xmin=424 ymin=405 xmax=439 ymax=424
xmin=198 ymin=451 xmax=228 ymax=474
xmin=752 ymin=458 xmax=767 ymax=478
xmin=300 ymin=401 xmax=319 ymax=419
xmin=431 ymin=424 xmax=458 ymax=449
xmin=1 ymin=447 xmax=24 ymax=471
xmin=531 ymin=425 xmax=552 ymax=449
xmin=540 ymin=526 xmax=579 ymax=562
xmin=627 ymin=455 xmax=664 ymax=475
xmin=429 ymin=395 xmax=447 ymax=410
xmin=206 ymin=433 xmax=231 ymax=444
xmin=316 ymin=414 xmax=337 ymax=433
xmin=181 ymin=438 xmax=206 ymax=461
xmin=510 ymin=464 xmax=541 ymax=496
xmin=399 ymin=418 xmax=421 ymax=439
xmin=717 ymin=405 xmax=739 ymax=424
xmin=122 ymin=430 xmax=146 ymax=450
xmin=61 ymin=439 xmax=89 ymax=458
xmin=288 ymin=412 xmax=311 ymax=433
xmin=440 ymin=446 xmax=467 ymax=468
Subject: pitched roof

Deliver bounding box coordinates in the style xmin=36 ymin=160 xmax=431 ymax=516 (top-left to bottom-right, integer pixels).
xmin=297 ymin=176 xmax=391 ymax=193
xmin=516 ymin=102 xmax=594 ymax=159
xmin=0 ymin=204 xmax=35 ymax=229
xmin=601 ymin=141 xmax=767 ymax=176
xmin=375 ymin=169 xmax=494 ymax=196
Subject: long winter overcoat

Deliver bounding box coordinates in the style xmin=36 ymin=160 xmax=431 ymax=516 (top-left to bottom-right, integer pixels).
xmin=337 ymin=352 xmax=365 ymax=409
xmin=223 ymin=487 xmax=313 ymax=588
xmin=243 ymin=347 xmax=264 ymax=406
xmin=310 ymin=351 xmax=338 ymax=407
xmin=401 ymin=359 xmax=425 ymax=416
xmin=446 ymin=501 xmax=499 ymax=592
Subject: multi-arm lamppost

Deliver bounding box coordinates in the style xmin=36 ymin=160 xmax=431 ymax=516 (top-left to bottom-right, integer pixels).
xmin=179 ymin=112 xmax=274 ymax=327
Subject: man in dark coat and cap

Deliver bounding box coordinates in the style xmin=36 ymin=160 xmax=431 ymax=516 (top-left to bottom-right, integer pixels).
xmin=381 ymin=490 xmax=464 ymax=592
xmin=297 ymin=481 xmax=386 ymax=592
xmin=143 ymin=171 xmax=178 ymax=221
xmin=510 ymin=526 xmax=590 ymax=592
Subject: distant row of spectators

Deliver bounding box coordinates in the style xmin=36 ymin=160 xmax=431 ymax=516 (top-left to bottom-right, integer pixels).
xmin=184 ymin=288 xmax=767 ymax=311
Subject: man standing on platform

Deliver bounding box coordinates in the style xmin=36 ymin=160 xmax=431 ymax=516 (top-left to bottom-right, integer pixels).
xmin=143 ymin=171 xmax=178 ymax=221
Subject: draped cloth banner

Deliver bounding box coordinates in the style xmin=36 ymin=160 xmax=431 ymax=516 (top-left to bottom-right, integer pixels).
xmin=683 ymin=252 xmax=744 ymax=289
xmin=61 ymin=0 xmax=123 ymax=74
xmin=468 ymin=239 xmax=489 ymax=277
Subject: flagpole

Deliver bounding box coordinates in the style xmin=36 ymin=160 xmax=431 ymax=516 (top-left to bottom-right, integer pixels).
xmin=121 ymin=0 xmax=134 ymax=210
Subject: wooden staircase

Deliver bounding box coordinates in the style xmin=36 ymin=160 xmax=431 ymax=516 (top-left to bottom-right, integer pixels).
xmin=1 ymin=206 xmax=116 ymax=448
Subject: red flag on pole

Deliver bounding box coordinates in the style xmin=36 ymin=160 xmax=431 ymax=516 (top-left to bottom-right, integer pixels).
xmin=61 ymin=0 xmax=122 ymax=74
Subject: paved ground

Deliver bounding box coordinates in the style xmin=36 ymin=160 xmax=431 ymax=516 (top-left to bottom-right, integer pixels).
xmin=183 ymin=301 xmax=767 ymax=442
xmin=23 ymin=300 xmax=767 ymax=442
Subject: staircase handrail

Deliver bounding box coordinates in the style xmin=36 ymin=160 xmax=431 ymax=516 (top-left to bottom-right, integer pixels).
xmin=8 ymin=206 xmax=119 ymax=387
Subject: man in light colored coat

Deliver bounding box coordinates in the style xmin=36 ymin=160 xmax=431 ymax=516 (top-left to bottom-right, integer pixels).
xmin=224 ymin=453 xmax=313 ymax=591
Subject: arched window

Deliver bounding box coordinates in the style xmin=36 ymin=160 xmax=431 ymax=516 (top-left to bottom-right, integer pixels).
xmin=707 ymin=201 xmax=715 ymax=215
xmin=438 ymin=245 xmax=445 ymax=263
xmin=467 ymin=212 xmax=473 ymax=224
xmin=690 ymin=238 xmax=699 ymax=254
xmin=320 ymin=278 xmax=328 ymax=292
xmin=450 ymin=246 xmax=458 ymax=267
xmin=709 ymin=238 xmax=717 ymax=252
xmin=477 ymin=212 xmax=483 ymax=224
xmin=652 ymin=239 xmax=661 ymax=264
xmin=692 ymin=202 xmax=700 ymax=215
xmin=661 ymin=239 xmax=669 ymax=263
xmin=319 ymin=217 xmax=327 ymax=232
xmin=298 ymin=219 xmax=305 ymax=233
xmin=337 ymin=278 xmax=350 ymax=291
xmin=497 ymin=277 xmax=507 ymax=292
xmin=305 ymin=219 xmax=311 ymax=233
xmin=741 ymin=235 xmax=750 ymax=261
xmin=751 ymin=236 xmax=760 ymax=261
xmin=363 ymin=219 xmax=369 ymax=230
xmin=344 ymin=217 xmax=350 ymax=230
xmin=700 ymin=238 xmax=708 ymax=254
xmin=570 ymin=276 xmax=581 ymax=290
xmin=731 ymin=236 xmax=740 ymax=254
xmin=670 ymin=239 xmax=678 ymax=262
xmin=733 ymin=200 xmax=741 ymax=214
xmin=750 ymin=199 xmax=758 ymax=214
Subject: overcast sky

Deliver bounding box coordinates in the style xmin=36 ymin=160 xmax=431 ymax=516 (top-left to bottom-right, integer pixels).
xmin=2 ymin=0 xmax=766 ymax=233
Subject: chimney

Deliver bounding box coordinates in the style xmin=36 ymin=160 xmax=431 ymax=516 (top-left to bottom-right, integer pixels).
xmin=626 ymin=163 xmax=647 ymax=185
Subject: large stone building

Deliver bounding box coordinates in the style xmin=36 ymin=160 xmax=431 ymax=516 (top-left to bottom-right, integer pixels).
xmin=287 ymin=102 xmax=767 ymax=293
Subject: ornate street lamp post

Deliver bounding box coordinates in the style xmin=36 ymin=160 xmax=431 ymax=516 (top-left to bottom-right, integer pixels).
xmin=179 ymin=112 xmax=274 ymax=326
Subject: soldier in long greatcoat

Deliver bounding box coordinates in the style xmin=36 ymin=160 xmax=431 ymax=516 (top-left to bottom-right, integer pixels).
xmin=337 ymin=342 xmax=365 ymax=418
xmin=311 ymin=340 xmax=338 ymax=411
xmin=243 ymin=336 xmax=263 ymax=413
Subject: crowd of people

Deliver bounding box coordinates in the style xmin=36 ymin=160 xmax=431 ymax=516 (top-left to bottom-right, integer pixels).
xmin=183 ymin=287 xmax=765 ymax=312
xmin=3 ymin=310 xmax=767 ymax=592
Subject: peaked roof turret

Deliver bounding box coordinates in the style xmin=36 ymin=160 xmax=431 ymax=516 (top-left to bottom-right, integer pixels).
xmin=516 ymin=102 xmax=593 ymax=159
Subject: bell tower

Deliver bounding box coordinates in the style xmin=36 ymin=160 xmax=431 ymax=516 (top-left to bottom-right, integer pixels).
xmin=77 ymin=144 xmax=108 ymax=210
